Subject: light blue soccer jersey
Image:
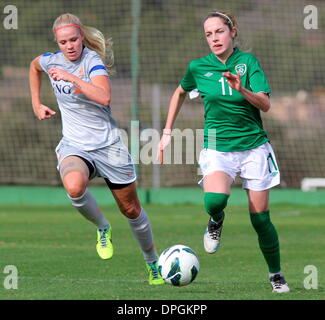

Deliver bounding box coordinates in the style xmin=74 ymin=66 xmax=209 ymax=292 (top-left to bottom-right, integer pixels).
xmin=39 ymin=47 xmax=119 ymax=151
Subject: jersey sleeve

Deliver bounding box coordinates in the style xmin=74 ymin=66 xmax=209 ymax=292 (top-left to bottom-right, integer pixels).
xmin=87 ymin=54 xmax=109 ymax=78
xmin=248 ymin=55 xmax=271 ymax=94
xmin=38 ymin=53 xmax=53 ymax=73
xmin=180 ymin=62 xmax=197 ymax=92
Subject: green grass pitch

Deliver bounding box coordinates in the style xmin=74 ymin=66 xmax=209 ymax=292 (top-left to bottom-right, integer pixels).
xmin=0 ymin=203 xmax=324 ymax=300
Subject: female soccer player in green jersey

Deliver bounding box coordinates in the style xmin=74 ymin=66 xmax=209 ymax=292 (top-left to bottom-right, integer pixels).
xmin=29 ymin=13 xmax=164 ymax=285
xmin=158 ymin=11 xmax=290 ymax=293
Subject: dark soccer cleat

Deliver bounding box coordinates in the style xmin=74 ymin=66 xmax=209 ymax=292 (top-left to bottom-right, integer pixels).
xmin=269 ymin=273 xmax=290 ymax=293
xmin=203 ymin=217 xmax=224 ymax=253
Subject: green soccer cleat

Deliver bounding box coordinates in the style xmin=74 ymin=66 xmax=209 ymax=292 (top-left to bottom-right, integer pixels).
xmin=96 ymin=227 xmax=113 ymax=260
xmin=146 ymin=261 xmax=165 ymax=285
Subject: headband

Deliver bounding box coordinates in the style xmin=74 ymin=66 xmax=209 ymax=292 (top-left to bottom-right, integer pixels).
xmin=213 ymin=12 xmax=234 ymax=28
xmin=54 ymin=24 xmax=81 ymax=32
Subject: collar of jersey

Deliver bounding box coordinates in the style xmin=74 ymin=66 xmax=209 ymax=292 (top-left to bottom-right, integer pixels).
xmin=209 ymin=47 xmax=239 ymax=67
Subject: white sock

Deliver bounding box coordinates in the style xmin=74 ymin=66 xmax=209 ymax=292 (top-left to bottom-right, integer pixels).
xmin=127 ymin=208 xmax=158 ymax=263
xmin=69 ymin=188 xmax=109 ymax=230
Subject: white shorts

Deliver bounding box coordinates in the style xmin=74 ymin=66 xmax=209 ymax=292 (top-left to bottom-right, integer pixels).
xmin=55 ymin=137 xmax=137 ymax=185
xmin=198 ymin=142 xmax=280 ymax=191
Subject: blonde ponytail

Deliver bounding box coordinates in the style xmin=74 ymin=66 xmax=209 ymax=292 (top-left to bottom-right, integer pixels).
xmin=52 ymin=13 xmax=114 ymax=73
xmin=81 ymin=25 xmax=114 ymax=73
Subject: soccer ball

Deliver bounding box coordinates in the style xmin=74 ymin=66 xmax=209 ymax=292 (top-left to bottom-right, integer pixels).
xmin=158 ymin=244 xmax=200 ymax=286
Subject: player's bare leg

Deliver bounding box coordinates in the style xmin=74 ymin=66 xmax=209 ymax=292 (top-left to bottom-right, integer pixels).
xmin=61 ymin=156 xmax=112 ymax=259
xmin=110 ymin=182 xmax=164 ymax=285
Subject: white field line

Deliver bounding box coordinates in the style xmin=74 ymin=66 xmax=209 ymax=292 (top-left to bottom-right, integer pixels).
xmin=13 ymin=276 xmax=145 ymax=283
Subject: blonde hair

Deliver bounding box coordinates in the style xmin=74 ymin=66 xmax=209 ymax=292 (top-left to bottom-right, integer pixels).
xmin=52 ymin=13 xmax=114 ymax=73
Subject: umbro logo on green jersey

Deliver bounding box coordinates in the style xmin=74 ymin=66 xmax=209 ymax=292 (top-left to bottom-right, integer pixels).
xmin=204 ymin=72 xmax=214 ymax=77
xmin=235 ymin=64 xmax=247 ymax=76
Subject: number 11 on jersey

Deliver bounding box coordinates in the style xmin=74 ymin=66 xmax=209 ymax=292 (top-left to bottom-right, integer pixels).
xmin=218 ymin=77 xmax=233 ymax=96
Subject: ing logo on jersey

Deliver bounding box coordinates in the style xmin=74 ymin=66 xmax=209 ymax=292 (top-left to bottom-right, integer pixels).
xmin=52 ymin=83 xmax=72 ymax=94
xmin=51 ymin=68 xmax=85 ymax=95
xmin=52 ymin=82 xmax=82 ymax=95
xmin=235 ymin=64 xmax=247 ymax=76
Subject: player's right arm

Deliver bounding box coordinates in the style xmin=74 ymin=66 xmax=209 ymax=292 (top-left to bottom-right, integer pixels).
xmin=164 ymin=85 xmax=187 ymax=131
xmin=158 ymin=85 xmax=187 ymax=164
xmin=29 ymin=56 xmax=56 ymax=120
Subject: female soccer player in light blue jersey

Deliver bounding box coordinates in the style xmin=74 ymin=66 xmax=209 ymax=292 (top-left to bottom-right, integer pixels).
xmin=158 ymin=11 xmax=290 ymax=293
xmin=29 ymin=13 xmax=164 ymax=285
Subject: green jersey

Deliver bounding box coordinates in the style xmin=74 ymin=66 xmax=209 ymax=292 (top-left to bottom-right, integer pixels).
xmin=180 ymin=48 xmax=271 ymax=152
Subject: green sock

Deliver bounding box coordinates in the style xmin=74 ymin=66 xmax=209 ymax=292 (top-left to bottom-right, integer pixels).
xmin=211 ymin=211 xmax=225 ymax=224
xmin=250 ymin=210 xmax=281 ymax=273
xmin=204 ymin=192 xmax=228 ymax=223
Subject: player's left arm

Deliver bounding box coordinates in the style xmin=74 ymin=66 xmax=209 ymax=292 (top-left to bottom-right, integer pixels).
xmin=222 ymin=71 xmax=270 ymax=112
xmin=48 ymin=67 xmax=111 ymax=106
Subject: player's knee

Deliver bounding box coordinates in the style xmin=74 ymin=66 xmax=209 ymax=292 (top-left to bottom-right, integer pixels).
xmin=63 ymin=172 xmax=88 ymax=198
xmin=250 ymin=210 xmax=271 ymax=232
xmin=66 ymin=185 xmax=86 ymax=198
xmin=204 ymin=192 xmax=229 ymax=215
xmin=64 ymin=179 xmax=87 ymax=198
xmin=120 ymin=202 xmax=141 ymax=219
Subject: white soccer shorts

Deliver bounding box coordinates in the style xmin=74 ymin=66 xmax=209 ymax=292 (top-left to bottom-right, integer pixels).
xmin=198 ymin=142 xmax=280 ymax=191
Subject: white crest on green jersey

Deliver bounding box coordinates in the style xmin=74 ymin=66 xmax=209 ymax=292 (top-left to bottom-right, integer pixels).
xmin=235 ymin=64 xmax=247 ymax=76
